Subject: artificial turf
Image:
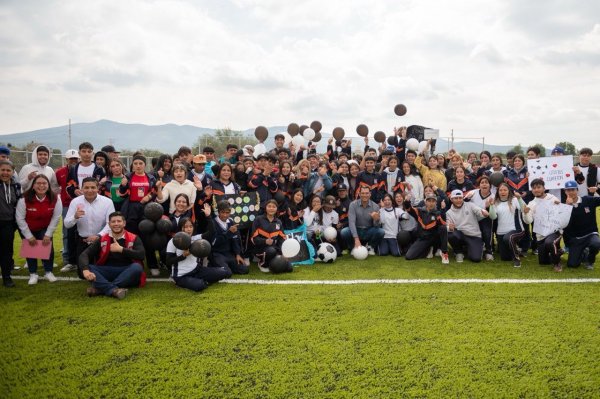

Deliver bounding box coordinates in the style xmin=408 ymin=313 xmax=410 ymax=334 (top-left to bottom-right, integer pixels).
xmin=4 ymin=222 xmax=600 ymax=398
xmin=2 ymin=281 xmax=600 ymax=398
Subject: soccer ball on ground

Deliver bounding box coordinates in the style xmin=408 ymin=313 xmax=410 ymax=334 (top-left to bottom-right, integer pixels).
xmin=317 ymin=243 xmax=337 ymax=263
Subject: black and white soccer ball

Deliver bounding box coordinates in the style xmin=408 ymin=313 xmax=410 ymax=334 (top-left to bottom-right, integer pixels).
xmin=317 ymin=243 xmax=337 ymax=263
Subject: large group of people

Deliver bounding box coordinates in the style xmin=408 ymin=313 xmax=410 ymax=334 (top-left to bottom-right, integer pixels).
xmin=0 ymin=127 xmax=599 ymax=299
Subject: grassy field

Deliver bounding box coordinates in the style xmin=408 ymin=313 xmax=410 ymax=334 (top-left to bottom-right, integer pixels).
xmin=3 ymin=225 xmax=600 ymax=398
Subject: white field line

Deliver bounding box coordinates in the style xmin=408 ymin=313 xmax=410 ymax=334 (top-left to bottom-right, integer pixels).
xmin=8 ymin=276 xmax=600 ymax=284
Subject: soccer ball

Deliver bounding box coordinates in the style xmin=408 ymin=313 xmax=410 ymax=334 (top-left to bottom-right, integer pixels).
xmin=317 ymin=243 xmax=337 ymax=263
xmin=352 ymin=246 xmax=369 ymax=260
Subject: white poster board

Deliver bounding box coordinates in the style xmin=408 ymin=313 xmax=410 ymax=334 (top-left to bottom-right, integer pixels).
xmin=423 ymin=129 xmax=439 ymax=139
xmin=527 ymin=155 xmax=574 ymax=190
xmin=532 ymin=200 xmax=573 ymax=237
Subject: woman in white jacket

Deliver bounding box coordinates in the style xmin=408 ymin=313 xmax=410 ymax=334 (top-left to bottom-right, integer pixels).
xmin=378 ymin=194 xmax=409 ymax=256
xmin=488 ymin=182 xmax=529 ymax=267
xmin=156 ymin=164 xmax=196 ymax=214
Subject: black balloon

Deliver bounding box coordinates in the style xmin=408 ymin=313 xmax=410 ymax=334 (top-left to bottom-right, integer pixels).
xmin=144 ymin=202 xmax=164 ymax=222
xmin=489 ymin=172 xmax=505 ymax=187
xmin=148 ymin=231 xmax=168 ymax=250
xmin=138 ymin=219 xmax=155 ymax=235
xmin=396 ymin=231 xmax=412 ymax=247
xmin=269 ymin=255 xmax=293 ymax=274
xmin=172 ymin=232 xmax=192 ymax=250
xmin=155 ymin=218 xmax=173 ymax=234
xmin=189 ymin=239 xmax=211 ymax=258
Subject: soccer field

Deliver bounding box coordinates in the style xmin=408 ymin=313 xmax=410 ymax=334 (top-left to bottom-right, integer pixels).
xmin=2 ymin=252 xmax=600 ymax=398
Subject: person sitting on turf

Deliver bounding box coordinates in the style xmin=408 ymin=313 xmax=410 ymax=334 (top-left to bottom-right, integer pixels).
xmin=250 ymin=199 xmax=291 ymax=273
xmin=166 ymin=217 xmax=231 ymax=292
xmin=445 ymin=189 xmax=489 ymax=263
xmin=340 ymin=185 xmax=385 ymax=255
xmin=210 ymin=200 xmax=248 ymax=275
xmin=521 ymin=178 xmax=563 ymax=272
xmin=403 ymin=193 xmax=449 ymax=263
xmin=79 ymin=211 xmax=145 ymax=299
xmin=562 ymin=180 xmax=600 ymax=270
xmin=63 ymin=177 xmax=115 ymax=278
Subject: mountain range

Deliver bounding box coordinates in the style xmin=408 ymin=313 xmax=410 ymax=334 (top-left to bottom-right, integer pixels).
xmin=0 ymin=119 xmax=536 ymax=155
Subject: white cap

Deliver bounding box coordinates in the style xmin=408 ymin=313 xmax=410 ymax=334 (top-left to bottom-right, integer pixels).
xmin=64 ymin=149 xmax=79 ymax=159
xmin=450 ymin=189 xmax=464 ymax=198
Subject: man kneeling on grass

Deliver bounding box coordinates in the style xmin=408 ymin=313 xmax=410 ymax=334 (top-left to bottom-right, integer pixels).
xmin=79 ymin=211 xmax=145 ymax=299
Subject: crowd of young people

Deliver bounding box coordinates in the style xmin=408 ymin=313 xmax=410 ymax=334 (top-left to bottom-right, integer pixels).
xmin=0 ymin=127 xmax=598 ymax=299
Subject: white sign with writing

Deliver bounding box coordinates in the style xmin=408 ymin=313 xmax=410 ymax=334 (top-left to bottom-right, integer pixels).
xmin=423 ymin=129 xmax=439 ymax=139
xmin=527 ymin=155 xmax=574 ymax=190
xmin=532 ymin=200 xmax=573 ymax=237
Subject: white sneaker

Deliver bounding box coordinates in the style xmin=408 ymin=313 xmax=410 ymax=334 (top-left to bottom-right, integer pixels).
xmin=426 ymin=248 xmax=434 ymax=259
xmin=367 ymin=247 xmax=376 ymax=256
xmin=150 ymin=269 xmax=160 ymax=277
xmin=456 ymin=254 xmax=464 ymax=263
xmin=244 ymin=258 xmax=250 ymax=267
xmin=28 ymin=274 xmax=39 ymax=285
xmin=441 ymin=253 xmax=449 ymax=264
xmin=435 ymin=249 xmax=442 ymax=257
xmin=60 ymin=264 xmax=77 ymax=272
xmin=485 ymin=253 xmax=494 ymax=261
xmin=258 ymin=265 xmax=270 ymax=273
xmin=45 ymin=272 xmax=58 ymax=282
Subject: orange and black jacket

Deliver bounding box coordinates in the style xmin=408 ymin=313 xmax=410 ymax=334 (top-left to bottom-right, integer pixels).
xmin=247 ymin=172 xmax=279 ymax=208
xmin=503 ymin=167 xmax=529 ymax=196
xmin=66 ymin=163 xmax=105 ymax=198
xmin=356 ymin=170 xmax=385 ymax=202
xmin=404 ymin=200 xmax=446 ymax=239
xmin=250 ymin=215 xmax=286 ymax=249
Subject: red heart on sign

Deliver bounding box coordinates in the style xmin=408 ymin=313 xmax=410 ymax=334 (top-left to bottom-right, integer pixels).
xmin=557 ymin=183 xmax=560 ymax=186
xmin=566 ymin=173 xmax=570 ymax=177
xmin=552 ymin=164 xmax=558 ymax=168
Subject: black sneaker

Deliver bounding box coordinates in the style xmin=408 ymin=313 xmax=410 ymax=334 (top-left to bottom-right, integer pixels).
xmin=513 ymin=259 xmax=521 ymax=268
xmin=3 ymin=277 xmax=15 ymax=288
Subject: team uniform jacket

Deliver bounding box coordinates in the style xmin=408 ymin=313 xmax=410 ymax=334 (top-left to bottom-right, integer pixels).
xmin=355 ymin=170 xmax=385 ymax=203
xmin=247 ymin=172 xmax=279 ymax=209
xmin=404 ymin=200 xmax=446 ymax=239
xmin=250 ymin=215 xmax=286 ymax=250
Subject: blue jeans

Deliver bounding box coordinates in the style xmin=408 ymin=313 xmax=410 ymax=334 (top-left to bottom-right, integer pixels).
xmin=88 ymin=263 xmax=143 ymax=296
xmin=26 ymin=229 xmax=54 ymax=274
xmin=340 ymin=227 xmax=385 ymax=250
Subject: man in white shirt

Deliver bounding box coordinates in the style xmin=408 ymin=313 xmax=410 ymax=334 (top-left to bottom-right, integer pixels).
xmin=63 ymin=177 xmax=115 ymax=276
xmin=446 ymin=189 xmax=489 ymax=263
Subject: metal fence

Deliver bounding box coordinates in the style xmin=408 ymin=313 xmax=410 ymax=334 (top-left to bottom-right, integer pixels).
xmin=6 ymin=150 xmax=156 ymax=173
xmin=5 ymin=149 xmax=600 ymax=174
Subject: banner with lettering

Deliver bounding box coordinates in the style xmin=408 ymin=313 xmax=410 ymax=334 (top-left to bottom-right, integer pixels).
xmin=532 ymin=200 xmax=573 ymax=237
xmin=527 ymin=156 xmax=574 ymax=190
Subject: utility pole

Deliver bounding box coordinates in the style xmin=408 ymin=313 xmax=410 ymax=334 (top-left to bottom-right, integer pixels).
xmin=451 ymin=129 xmax=454 ymax=149
xmin=68 ymin=119 xmax=72 ymax=149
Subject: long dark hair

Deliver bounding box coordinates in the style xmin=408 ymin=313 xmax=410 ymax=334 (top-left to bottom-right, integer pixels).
xmin=494 ymin=182 xmax=515 ymax=212
xmin=217 ymin=162 xmax=235 ymax=183
xmin=24 ymin=174 xmax=56 ymax=203
xmin=154 ymin=154 xmax=174 ymax=176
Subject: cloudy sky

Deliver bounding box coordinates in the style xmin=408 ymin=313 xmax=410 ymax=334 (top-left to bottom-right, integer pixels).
xmin=1 ymin=0 xmax=599 ymax=149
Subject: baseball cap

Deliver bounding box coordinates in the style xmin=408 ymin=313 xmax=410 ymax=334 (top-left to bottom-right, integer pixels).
xmin=564 ymin=180 xmax=578 ymax=189
xmin=64 ymin=149 xmax=80 ymax=159
xmin=101 ymin=145 xmax=120 ymax=153
xmin=425 ymin=193 xmax=437 ymax=201
xmin=450 ymin=189 xmax=464 ymax=198
xmin=551 ymin=146 xmax=565 ymax=155
xmin=0 ymin=145 xmax=10 ymax=156
xmin=337 ymin=183 xmax=348 ymax=191
xmin=192 ymin=154 xmax=207 ymax=164
xmin=324 ymin=196 xmax=336 ymax=206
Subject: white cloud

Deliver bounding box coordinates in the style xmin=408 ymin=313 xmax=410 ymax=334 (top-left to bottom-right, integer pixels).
xmin=0 ymin=0 xmax=599 ymax=150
